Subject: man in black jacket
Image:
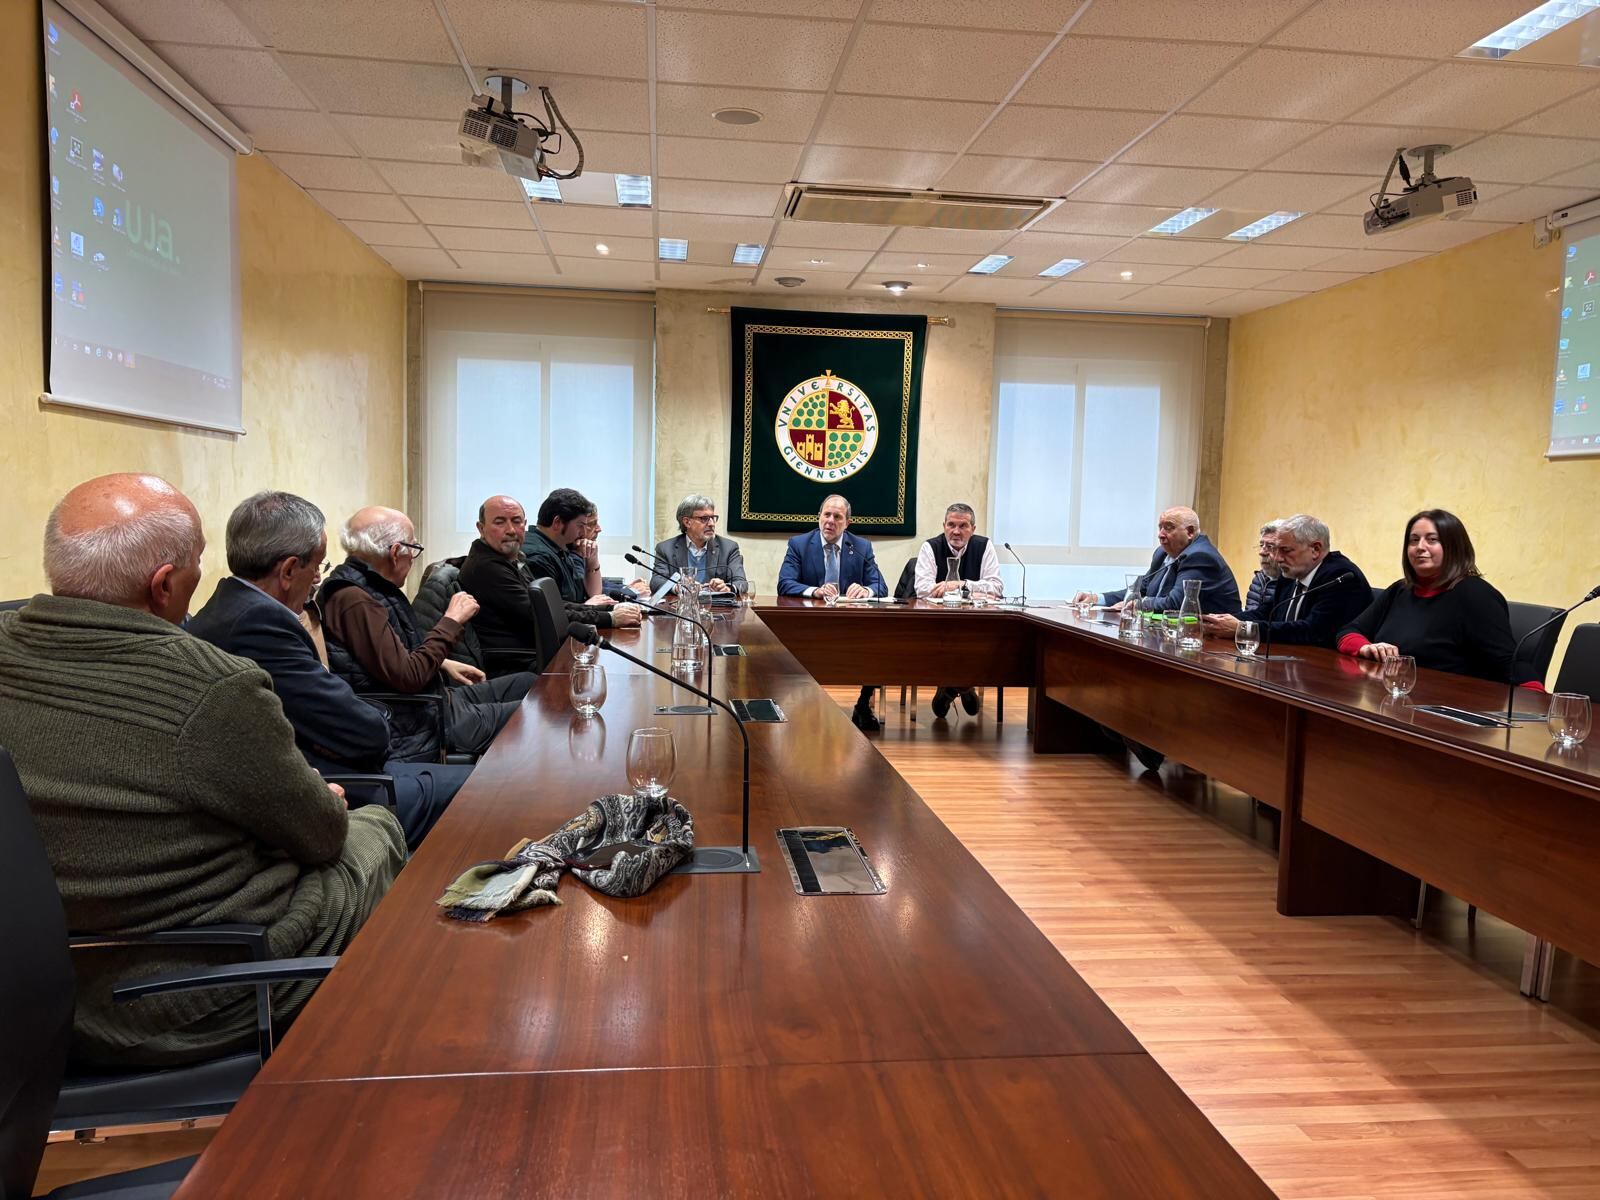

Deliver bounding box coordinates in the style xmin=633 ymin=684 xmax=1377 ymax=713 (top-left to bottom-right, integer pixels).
xmin=1203 ymin=513 xmax=1370 ymax=648
xmin=188 ymin=491 xmax=469 ymax=849
xmin=520 ymin=488 xmax=642 ymax=629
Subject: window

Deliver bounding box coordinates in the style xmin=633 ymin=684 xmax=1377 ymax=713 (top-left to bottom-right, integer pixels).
xmin=989 ymin=315 xmax=1204 ymax=597
xmin=422 ymin=291 xmax=654 ymax=577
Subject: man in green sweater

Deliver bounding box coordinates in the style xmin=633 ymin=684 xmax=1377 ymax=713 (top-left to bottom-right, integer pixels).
xmin=0 ymin=473 xmax=405 ymax=1067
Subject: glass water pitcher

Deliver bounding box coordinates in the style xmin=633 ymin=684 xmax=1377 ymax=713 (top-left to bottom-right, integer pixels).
xmin=1178 ymin=578 xmax=1203 ymax=650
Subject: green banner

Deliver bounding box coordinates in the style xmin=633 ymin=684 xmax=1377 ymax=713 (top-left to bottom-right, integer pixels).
xmin=727 ymin=307 xmax=926 ymax=535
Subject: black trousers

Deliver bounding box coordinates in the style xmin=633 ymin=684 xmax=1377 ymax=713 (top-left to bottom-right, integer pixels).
xmin=444 ymin=671 xmax=536 ymax=756
xmin=365 ymin=762 xmax=472 ymax=850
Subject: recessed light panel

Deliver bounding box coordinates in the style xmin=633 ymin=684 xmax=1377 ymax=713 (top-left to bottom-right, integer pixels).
xmin=615 ymin=174 xmax=653 ymax=208
xmin=1038 ymin=258 xmax=1085 ymax=278
xmin=1461 ymin=0 xmax=1600 ymax=58
xmin=659 ymin=238 xmax=688 ymax=261
xmin=521 ymin=177 xmax=562 ymax=203
xmin=1225 ymin=212 xmax=1304 ymax=241
xmin=732 ymin=243 xmax=764 ymax=265
xmin=968 ymin=254 xmax=1014 ymax=275
xmin=1147 ymin=207 xmax=1219 ymax=236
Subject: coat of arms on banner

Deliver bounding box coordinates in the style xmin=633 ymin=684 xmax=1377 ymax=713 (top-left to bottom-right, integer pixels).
xmin=776 ymin=371 xmax=878 ymax=481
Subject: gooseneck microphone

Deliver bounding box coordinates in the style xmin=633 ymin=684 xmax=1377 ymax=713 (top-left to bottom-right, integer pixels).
xmin=625 ymin=591 xmax=717 ymax=717
xmin=567 ymin=623 xmax=756 ymax=872
xmin=1258 ymin=571 xmax=1355 ymax=664
xmin=1002 ymin=541 xmax=1028 ymax=608
xmin=627 ymin=547 xmax=683 ymax=594
xmin=1504 ymin=584 xmax=1599 ymax=724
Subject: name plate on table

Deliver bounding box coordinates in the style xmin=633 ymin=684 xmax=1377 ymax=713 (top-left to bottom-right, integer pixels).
xmin=711 ymin=644 xmax=747 ymax=657
xmin=731 ymin=698 xmax=786 ymax=723
xmin=776 ymin=826 xmax=886 ymax=896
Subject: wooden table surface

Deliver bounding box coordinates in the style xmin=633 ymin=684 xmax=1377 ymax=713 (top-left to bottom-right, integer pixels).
xmin=174 ymin=606 xmax=1272 ymax=1199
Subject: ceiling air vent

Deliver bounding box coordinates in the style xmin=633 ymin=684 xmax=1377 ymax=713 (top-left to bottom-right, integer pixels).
xmin=785 ymin=185 xmax=1049 ymax=231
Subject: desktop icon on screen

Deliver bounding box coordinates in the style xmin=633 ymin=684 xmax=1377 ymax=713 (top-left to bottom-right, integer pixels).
xmin=91 ymin=251 xmax=107 ymax=270
xmin=69 ymin=231 xmax=83 ymax=257
xmin=1566 ymin=277 xmax=1573 ymax=288
xmin=91 ymin=149 xmax=103 ymax=174
xmin=1570 ymin=244 xmax=1580 ymax=259
xmin=92 ymin=196 xmax=105 ymax=220
xmin=1555 ymin=398 xmax=1566 ymax=414
xmin=1557 ymin=368 xmax=1568 ymax=384
xmin=111 ymin=163 xmax=124 ymax=185
xmin=1563 ymin=306 xmax=1574 ymax=320
xmin=69 ymin=90 xmax=82 ymax=114
xmin=47 ymin=22 xmax=58 ymax=44
xmin=111 ymin=207 xmax=123 ymax=229
xmin=1586 ymin=301 xmax=1596 ymax=317
xmin=1589 ymin=271 xmax=1597 ymax=286
xmin=1561 ymin=338 xmax=1571 ymax=351
xmin=49 ymin=126 xmax=59 ymax=149
xmin=1580 ymin=363 xmax=1592 ymax=380
xmin=52 ymin=272 xmax=62 ymax=295
xmin=47 ymin=73 xmax=56 ymax=96
xmin=70 ymin=282 xmax=85 ymax=306
xmin=68 ymin=136 xmax=81 ymax=161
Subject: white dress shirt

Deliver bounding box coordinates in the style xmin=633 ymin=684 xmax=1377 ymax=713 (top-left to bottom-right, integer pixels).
xmin=914 ymin=539 xmax=1003 ymax=599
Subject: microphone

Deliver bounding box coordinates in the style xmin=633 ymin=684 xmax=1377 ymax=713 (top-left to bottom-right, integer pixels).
xmin=568 ymin=623 xmax=757 ymax=874
xmin=628 ymin=594 xmax=717 ymax=716
xmin=1258 ymin=571 xmax=1355 ymax=663
xmin=1503 ymin=584 xmax=1598 ymax=724
xmin=1002 ymin=541 xmax=1028 ymax=608
xmin=627 ymin=548 xmax=683 ymax=595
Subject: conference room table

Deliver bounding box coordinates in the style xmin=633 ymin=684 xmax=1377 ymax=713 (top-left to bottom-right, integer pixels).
xmin=172 ymin=606 xmax=1272 ymax=1198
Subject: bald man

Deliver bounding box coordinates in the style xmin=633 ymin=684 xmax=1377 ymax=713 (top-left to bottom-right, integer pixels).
xmin=318 ymin=505 xmax=536 ymax=759
xmin=1075 ymin=506 xmax=1241 ymax=616
xmin=0 ymin=474 xmax=404 ymax=1067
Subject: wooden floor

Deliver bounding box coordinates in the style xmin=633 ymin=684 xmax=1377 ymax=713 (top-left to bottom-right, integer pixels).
xmin=38 ymin=686 xmax=1600 ymax=1198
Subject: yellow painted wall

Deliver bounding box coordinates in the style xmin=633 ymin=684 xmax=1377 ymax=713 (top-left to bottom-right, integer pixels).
xmin=0 ymin=2 xmax=405 ymax=600
xmin=1218 ymin=224 xmax=1596 ymax=677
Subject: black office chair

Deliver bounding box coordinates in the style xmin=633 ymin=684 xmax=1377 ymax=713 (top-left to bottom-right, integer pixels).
xmin=1508 ymin=600 xmax=1565 ymax=686
xmin=529 ymin=577 xmax=568 ymax=657
xmin=1553 ymin=622 xmax=1600 ymax=698
xmin=414 ymin=557 xmax=542 ymax=677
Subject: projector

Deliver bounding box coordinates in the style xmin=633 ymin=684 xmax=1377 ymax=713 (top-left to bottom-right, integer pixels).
xmin=458 ymin=76 xmax=583 ymax=185
xmin=1363 ymin=144 xmax=1475 ymax=237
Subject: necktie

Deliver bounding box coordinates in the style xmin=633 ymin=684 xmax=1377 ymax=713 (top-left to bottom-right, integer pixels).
xmin=824 ymin=542 xmax=840 ymax=588
xmin=1289 ymin=582 xmax=1307 ymax=620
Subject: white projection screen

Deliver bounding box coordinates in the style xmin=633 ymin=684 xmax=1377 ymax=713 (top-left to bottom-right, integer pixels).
xmin=42 ymin=1 xmax=243 ymax=433
xmin=1550 ymin=214 xmax=1600 ymax=459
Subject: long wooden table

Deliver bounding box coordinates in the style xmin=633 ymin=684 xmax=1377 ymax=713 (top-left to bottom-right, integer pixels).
xmin=174 ymin=607 xmax=1272 ymax=1198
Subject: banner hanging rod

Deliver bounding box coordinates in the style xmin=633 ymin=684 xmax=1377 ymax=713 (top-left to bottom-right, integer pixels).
xmin=706 ymin=307 xmax=950 ymax=325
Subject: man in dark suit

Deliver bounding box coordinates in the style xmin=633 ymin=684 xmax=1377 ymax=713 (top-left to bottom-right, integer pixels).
xmin=1204 ymin=513 xmax=1370 ymax=648
xmin=1075 ymin=506 xmax=1241 ymax=615
xmin=777 ymin=494 xmax=887 ymax=731
xmin=188 ymin=491 xmax=469 ymax=849
xmin=651 ymin=493 xmax=748 ymax=597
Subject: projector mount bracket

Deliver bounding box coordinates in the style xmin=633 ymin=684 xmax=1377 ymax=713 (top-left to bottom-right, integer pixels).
xmin=479 ymin=73 xmax=585 ymax=181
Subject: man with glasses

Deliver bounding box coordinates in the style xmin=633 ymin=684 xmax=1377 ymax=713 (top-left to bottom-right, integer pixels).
xmin=318 ymin=506 xmax=535 ymax=760
xmin=651 ymin=493 xmax=749 ymax=596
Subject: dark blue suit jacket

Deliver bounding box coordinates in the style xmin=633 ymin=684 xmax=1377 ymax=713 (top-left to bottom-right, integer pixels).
xmin=777 ymin=529 xmax=887 ymax=597
xmin=1239 ymin=549 xmax=1372 ymax=648
xmin=188 ymin=577 xmax=391 ymax=774
xmin=1103 ymin=533 xmax=1241 ymax=615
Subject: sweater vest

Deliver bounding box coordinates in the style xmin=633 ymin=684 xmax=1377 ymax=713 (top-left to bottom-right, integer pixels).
xmin=925 ymin=533 xmax=989 ymax=583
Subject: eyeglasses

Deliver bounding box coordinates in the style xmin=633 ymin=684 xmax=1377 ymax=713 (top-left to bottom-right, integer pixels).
xmin=396 ymin=541 xmax=425 ymax=558
xmin=690 ymin=513 xmax=719 ymax=524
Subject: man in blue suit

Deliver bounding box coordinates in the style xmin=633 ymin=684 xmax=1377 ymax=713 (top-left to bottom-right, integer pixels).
xmin=1075 ymin=506 xmax=1241 ymax=615
xmin=777 ymin=494 xmax=887 ymax=731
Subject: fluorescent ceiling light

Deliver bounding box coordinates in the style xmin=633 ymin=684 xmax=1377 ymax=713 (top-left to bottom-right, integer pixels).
xmin=1148 ymin=207 xmax=1219 ymax=236
xmin=1038 ymin=258 xmax=1085 ymax=278
xmin=658 ymin=238 xmax=688 ymax=261
xmin=968 ymin=254 xmax=1014 ymax=275
xmin=1225 ymin=211 xmax=1304 ymax=240
xmin=732 ymin=243 xmax=764 ymax=265
xmin=521 ymin=177 xmax=562 ymax=202
xmin=1462 ymin=0 xmax=1600 ymax=57
xmin=615 ymin=174 xmax=653 ymax=208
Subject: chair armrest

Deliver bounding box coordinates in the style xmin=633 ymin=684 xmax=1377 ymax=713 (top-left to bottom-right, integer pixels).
xmin=113 ymin=956 xmax=338 ymax=1002
xmin=320 ymin=772 xmax=398 ymax=811
xmin=483 ymin=648 xmax=539 ymax=673
xmin=70 ymin=924 xmax=270 ymax=960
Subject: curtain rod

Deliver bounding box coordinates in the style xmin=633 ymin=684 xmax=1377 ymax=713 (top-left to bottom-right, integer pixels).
xmin=705 ymin=307 xmax=952 ymax=325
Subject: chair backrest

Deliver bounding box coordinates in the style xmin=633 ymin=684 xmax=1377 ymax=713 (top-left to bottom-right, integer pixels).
xmin=0 ymin=599 xmax=27 ymax=612
xmin=0 ymin=749 xmax=75 ymax=1199
xmin=412 ymin=559 xmax=487 ymax=670
xmin=894 ymin=558 xmax=918 ymax=601
xmin=529 ymin=578 xmax=569 ymax=666
xmin=1553 ymin=622 xmax=1600 ymax=699
xmin=1508 ymin=600 xmax=1565 ymax=683
xmin=1371 ymin=586 xmax=1384 ymax=606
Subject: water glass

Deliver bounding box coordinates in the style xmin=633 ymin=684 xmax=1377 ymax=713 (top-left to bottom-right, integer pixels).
xmin=1548 ymin=692 xmax=1592 ymax=748
xmin=822 ymin=588 xmax=839 ymax=607
xmin=1235 ymin=620 xmax=1260 ymax=659
xmin=671 ymin=615 xmax=705 ymax=667
xmin=1074 ymin=597 xmax=1093 ymax=618
xmin=1381 ymin=655 xmax=1416 ymax=699
xmin=626 ymin=727 xmax=676 ymax=801
xmin=572 ymin=641 xmax=599 ymax=668
xmin=569 ymin=663 xmax=607 ymax=717
xmin=1162 ymin=609 xmax=1180 ymax=644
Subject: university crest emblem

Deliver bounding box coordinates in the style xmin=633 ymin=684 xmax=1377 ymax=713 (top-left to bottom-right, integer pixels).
xmin=774 ymin=370 xmax=879 ymax=481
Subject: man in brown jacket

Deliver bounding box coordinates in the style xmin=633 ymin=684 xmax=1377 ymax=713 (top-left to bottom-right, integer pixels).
xmin=0 ymin=474 xmax=405 ymax=1067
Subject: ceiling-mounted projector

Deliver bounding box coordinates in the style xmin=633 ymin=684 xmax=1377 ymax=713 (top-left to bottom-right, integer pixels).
xmin=1364 ymin=144 xmax=1475 ymax=236
xmin=459 ymin=75 xmax=583 ymax=184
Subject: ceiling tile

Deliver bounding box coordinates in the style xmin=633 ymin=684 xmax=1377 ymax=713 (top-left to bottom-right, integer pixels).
xmin=1445 ymin=134 xmax=1600 ymax=184
xmin=1269 ymin=0 xmax=1550 ymax=58
xmin=1065 ymin=260 xmax=1187 ymax=285
xmin=1536 ymin=162 xmax=1600 ymax=189
xmin=1508 ymin=88 xmax=1600 ymax=139
xmin=553 ymin=257 xmax=659 ymax=283
xmin=1246 ymin=212 xmax=1373 ymax=247
xmin=849 ymin=272 xmax=958 ymax=293
xmin=937 ymin=155 xmax=1097 ymax=196
xmin=1263 ymin=269 xmax=1366 ymax=292
xmin=1004 ymin=230 xmax=1135 ymax=263
xmin=773 ymin=221 xmax=895 ymax=250
xmin=1359 ymin=219 xmax=1512 ymax=252
xmin=1301 ymin=247 xmax=1427 ymax=273
xmin=1017 ymin=37 xmax=1250 ymax=111
xmin=1167 ymin=264 xmax=1290 ymax=289
xmin=802 ymin=145 xmax=955 ymax=189
xmin=663 ymin=213 xmax=779 ymax=243
xmin=449 ymin=250 xmax=561 ymax=280
xmin=373 ymin=161 xmax=525 ymax=201
xmin=1266 ymin=123 xmax=1480 ymax=176
xmin=525 ymin=206 xmax=656 ymax=237
xmin=236 ymin=0 xmax=456 ymax=61
xmin=430 ymin=225 xmax=549 ymax=254
xmin=265 ymin=153 xmax=387 ymax=192
xmin=1205 ymin=289 xmax=1305 ymax=315
xmin=452 ymin=1 xmax=649 ymax=80
xmin=1186 ymin=49 xmax=1431 ymax=122
xmin=1109 ymin=237 xmax=1237 ymax=265
xmin=1031 ymin=279 xmax=1146 ymax=306
xmin=372 ymin=245 xmax=459 ymax=277
xmin=658 ymin=264 xmax=761 ymax=287
xmin=276 ymin=57 xmax=461 ymax=120
xmin=867 ymin=0 xmax=1080 ymax=30
xmin=936 ymin=276 xmax=1053 ymax=302
xmin=656 ymin=11 xmax=852 ymax=90
xmin=545 ymin=233 xmax=656 ymax=262
xmin=1466 ymin=183 xmax=1600 ymax=223
xmin=817 ymin=96 xmax=994 ymax=152
xmin=657 ymin=85 xmax=825 ymax=142
xmin=1117 ymin=283 xmax=1242 ymax=312
xmin=1030 ymin=200 xmax=1179 ymax=236
xmin=658 ymin=180 xmax=784 ymax=217
xmin=335 ymin=115 xmax=458 ymax=163
xmin=1120 ymin=115 xmax=1322 ymax=170
xmin=1074 ymin=0 xmax=1311 ymax=42
xmin=880 ymin=226 xmax=1020 ymax=254
xmin=149 ymin=45 xmax=309 ymax=109
xmin=969 ymin=105 xmax=1159 ymax=161
xmin=659 ymin=136 xmax=803 ymax=183
xmin=344 ymin=220 xmax=434 ymax=247
xmin=1069 ymin=164 xmax=1244 ymax=206
xmin=839 ymin=24 xmax=1055 ymax=103
xmin=224 ymin=107 xmax=353 ymax=156
xmin=684 ymin=240 xmax=756 ymax=267
xmin=103 ymin=0 xmax=257 ymax=47
xmin=403 ymin=196 xmax=535 ymax=229
xmin=306 ymin=189 xmax=414 ymax=222
xmin=762 ymin=247 xmax=876 ymax=271
xmin=868 ymin=251 xmax=984 ymax=273
xmin=542 ymin=132 xmax=653 ymax=177
xmin=1207 ymin=242 xmax=1352 ymax=271
xmin=1347 ymin=62 xmax=1599 ymax=132
xmin=1205 ymin=170 xmax=1377 ymax=211
xmin=661 ymin=0 xmax=863 ymax=16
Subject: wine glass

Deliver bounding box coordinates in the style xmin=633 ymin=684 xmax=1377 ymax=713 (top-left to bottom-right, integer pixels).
xmin=626 ymin=727 xmax=676 ymax=800
xmin=1235 ymin=620 xmax=1260 ymax=659
xmin=1548 ymin=692 xmax=1592 ymax=748
xmin=1381 ymin=655 xmax=1416 ymax=700
xmin=569 ymin=663 xmax=607 ymax=717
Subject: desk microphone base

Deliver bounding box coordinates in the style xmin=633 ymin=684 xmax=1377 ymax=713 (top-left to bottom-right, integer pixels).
xmin=656 ymin=703 xmax=714 ymax=716
xmin=672 ymin=846 xmax=760 ymax=874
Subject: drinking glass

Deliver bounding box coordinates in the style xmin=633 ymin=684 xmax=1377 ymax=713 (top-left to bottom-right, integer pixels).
xmin=1381 ymin=655 xmax=1416 ymax=699
xmin=626 ymin=727 xmax=676 ymax=801
xmin=1235 ymin=620 xmax=1260 ymax=659
xmin=1162 ymin=609 xmax=1180 ymax=644
xmin=1548 ymin=692 xmax=1592 ymax=748
xmin=1074 ymin=597 xmax=1093 ymax=618
xmin=822 ymin=588 xmax=839 ymax=607
xmin=569 ymin=663 xmax=607 ymax=717
xmin=572 ymin=641 xmax=599 ymax=668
